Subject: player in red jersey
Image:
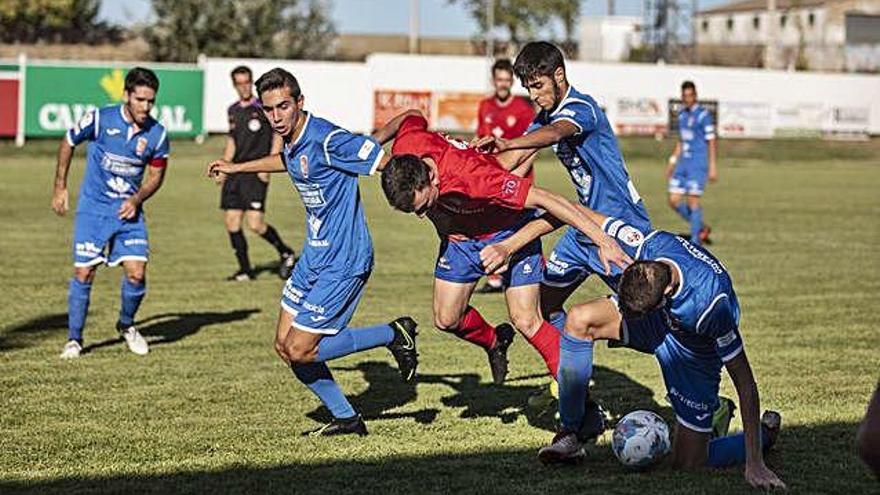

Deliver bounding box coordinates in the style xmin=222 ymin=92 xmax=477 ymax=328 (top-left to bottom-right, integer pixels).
xmin=475 ymin=59 xmax=536 ymax=293
xmin=373 ymin=110 xmax=630 ymax=387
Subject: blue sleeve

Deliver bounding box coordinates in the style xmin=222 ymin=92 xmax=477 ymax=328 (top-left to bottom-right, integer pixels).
xmin=525 ymin=121 xmax=541 ymax=135
xmin=67 ymin=109 xmax=99 ymax=146
xmin=601 ymin=217 xmax=645 ymax=259
xmin=550 ymin=100 xmax=599 ymax=135
xmin=701 ymin=111 xmax=716 ymax=140
xmin=323 ymin=129 xmax=385 ymax=176
xmin=152 ymin=129 xmax=170 ymax=160
xmin=697 ymin=294 xmax=743 ymax=362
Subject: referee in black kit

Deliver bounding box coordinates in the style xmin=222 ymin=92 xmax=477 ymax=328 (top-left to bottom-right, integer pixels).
xmin=219 ymin=65 xmax=296 ymax=281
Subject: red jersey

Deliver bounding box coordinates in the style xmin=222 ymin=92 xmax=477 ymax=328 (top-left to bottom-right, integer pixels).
xmin=476 ymin=95 xmax=535 ymax=139
xmin=392 ymin=115 xmax=533 ymax=240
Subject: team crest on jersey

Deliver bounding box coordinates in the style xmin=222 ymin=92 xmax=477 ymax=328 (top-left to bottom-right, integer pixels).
xmin=247 ymin=118 xmax=262 ymax=132
xmin=617 ymin=225 xmax=644 ymax=247
xmin=506 ymin=115 xmax=517 ymax=128
xmin=135 ymin=137 xmax=147 ymax=156
xmin=299 ymin=155 xmax=309 ymax=177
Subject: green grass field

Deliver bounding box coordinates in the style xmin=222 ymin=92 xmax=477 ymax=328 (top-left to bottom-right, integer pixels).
xmin=1 ymin=136 xmax=878 ymax=494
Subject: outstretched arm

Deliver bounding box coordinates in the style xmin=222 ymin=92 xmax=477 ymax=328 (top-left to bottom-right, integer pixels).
xmin=725 ymin=352 xmax=786 ymax=490
xmin=524 ymin=187 xmax=630 ymax=274
xmin=372 ymin=109 xmax=424 ymax=145
xmin=51 ymin=138 xmax=75 ymax=216
xmin=207 ymin=153 xmax=286 ymax=179
xmin=480 ymin=213 xmax=562 ymax=274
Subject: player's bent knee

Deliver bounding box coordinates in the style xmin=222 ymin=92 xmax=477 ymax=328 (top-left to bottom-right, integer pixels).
xmin=433 ymin=312 xmax=463 ymax=333
xmin=509 ymin=311 xmax=541 ymax=336
xmin=73 ymin=266 xmax=97 ymax=283
xmin=564 ymin=307 xmax=595 ymax=340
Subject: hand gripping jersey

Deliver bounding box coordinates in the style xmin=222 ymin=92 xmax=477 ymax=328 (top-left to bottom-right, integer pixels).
xmin=391 ymin=115 xmax=535 ymax=240
xmin=677 ymin=104 xmax=715 ymax=167
xmin=529 ymin=86 xmax=650 ymax=233
xmin=67 ymin=105 xmax=169 ymax=216
xmin=476 ymin=95 xmax=535 ymax=140
xmin=281 ymin=113 xmax=383 ymax=280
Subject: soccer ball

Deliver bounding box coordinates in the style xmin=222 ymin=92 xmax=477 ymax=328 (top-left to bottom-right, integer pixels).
xmin=611 ymin=410 xmax=671 ymax=468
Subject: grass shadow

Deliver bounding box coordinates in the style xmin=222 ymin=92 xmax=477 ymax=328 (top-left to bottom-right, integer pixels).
xmin=0 ymin=313 xmax=68 ymax=352
xmin=80 ymin=309 xmax=260 ymax=354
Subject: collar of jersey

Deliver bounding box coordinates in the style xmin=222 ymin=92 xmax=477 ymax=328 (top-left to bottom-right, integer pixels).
xmin=118 ymin=104 xmax=148 ymax=140
xmin=656 ymin=256 xmax=685 ymax=299
xmin=549 ymin=85 xmax=574 ymax=117
xmin=285 ymin=111 xmax=312 ymax=152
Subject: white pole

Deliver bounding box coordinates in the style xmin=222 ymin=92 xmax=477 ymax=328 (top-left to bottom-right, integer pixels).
xmin=764 ymin=0 xmax=777 ymax=69
xmin=15 ymin=52 xmax=25 ymax=147
xmin=409 ymin=0 xmax=419 ymax=54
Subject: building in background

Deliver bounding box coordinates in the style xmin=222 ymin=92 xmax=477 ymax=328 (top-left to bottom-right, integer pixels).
xmin=695 ymin=0 xmax=880 ymax=72
xmin=579 ymin=16 xmax=642 ymax=62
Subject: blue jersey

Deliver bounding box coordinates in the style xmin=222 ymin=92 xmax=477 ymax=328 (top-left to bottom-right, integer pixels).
xmin=529 ymin=86 xmax=651 ymax=232
xmin=677 ymin=104 xmax=715 ymax=166
xmin=603 ymin=218 xmax=743 ymax=363
xmin=282 ymin=113 xmax=384 ymax=279
xmin=67 ymin=105 xmax=169 ymax=216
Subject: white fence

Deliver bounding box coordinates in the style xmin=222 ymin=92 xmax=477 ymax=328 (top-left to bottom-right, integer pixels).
xmin=203 ymin=54 xmax=880 ymax=137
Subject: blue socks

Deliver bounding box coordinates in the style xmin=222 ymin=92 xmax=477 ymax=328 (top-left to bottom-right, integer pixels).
xmin=316 ymin=324 xmax=394 ymax=362
xmin=291 ymin=362 xmax=356 ymax=419
xmin=119 ymin=277 xmax=146 ymax=327
xmin=67 ymin=278 xmax=92 ymax=343
xmin=558 ymin=332 xmax=594 ymax=432
xmin=548 ymin=311 xmax=567 ymax=333
xmin=706 ymin=427 xmax=771 ymax=467
xmin=690 ymin=206 xmax=704 ymax=245
xmin=675 ymin=202 xmax=691 ymax=222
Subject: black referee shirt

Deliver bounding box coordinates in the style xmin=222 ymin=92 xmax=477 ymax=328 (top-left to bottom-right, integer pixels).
xmin=227 ymin=98 xmax=273 ymax=163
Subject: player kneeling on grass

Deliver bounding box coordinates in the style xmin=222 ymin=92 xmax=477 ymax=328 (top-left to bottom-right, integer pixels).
xmin=208 ymin=68 xmax=418 ymax=437
xmin=483 ymin=215 xmax=785 ymax=490
xmin=375 ymin=111 xmax=630 ymax=401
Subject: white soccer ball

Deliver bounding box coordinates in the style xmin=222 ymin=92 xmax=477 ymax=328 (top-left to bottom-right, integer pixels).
xmin=611 ymin=410 xmax=671 ymax=468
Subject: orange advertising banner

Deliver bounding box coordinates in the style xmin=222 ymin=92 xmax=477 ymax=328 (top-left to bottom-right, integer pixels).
xmin=373 ymin=90 xmax=432 ymax=130
xmin=435 ymin=92 xmax=484 ymax=133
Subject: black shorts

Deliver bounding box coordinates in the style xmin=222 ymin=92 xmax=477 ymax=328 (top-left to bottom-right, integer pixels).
xmin=220 ymin=173 xmax=268 ymax=211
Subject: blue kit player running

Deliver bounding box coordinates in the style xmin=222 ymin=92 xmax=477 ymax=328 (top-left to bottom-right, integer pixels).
xmin=511 ymin=215 xmax=785 ymax=489
xmin=52 ymin=67 xmax=169 ymax=359
xmin=208 ymin=68 xmax=418 ymax=437
xmin=474 ymin=41 xmax=651 ymax=330
xmin=667 ymin=80 xmax=717 ymax=245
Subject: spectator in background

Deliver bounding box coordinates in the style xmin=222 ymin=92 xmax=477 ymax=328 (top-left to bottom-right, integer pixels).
xmin=474 ymin=59 xmax=536 ymax=294
xmin=219 ymin=65 xmax=296 ymax=281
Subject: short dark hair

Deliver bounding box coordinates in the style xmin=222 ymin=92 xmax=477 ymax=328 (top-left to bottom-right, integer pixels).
xmin=231 ymin=65 xmax=252 ymax=80
xmin=492 ymin=58 xmax=513 ymax=76
xmin=381 ymin=154 xmax=431 ymax=212
xmin=681 ymin=80 xmax=697 ymax=92
xmin=513 ymin=41 xmax=565 ymax=83
xmin=124 ymin=67 xmax=159 ymax=93
xmin=255 ymin=67 xmax=302 ymax=100
xmin=618 ymin=261 xmax=673 ymax=318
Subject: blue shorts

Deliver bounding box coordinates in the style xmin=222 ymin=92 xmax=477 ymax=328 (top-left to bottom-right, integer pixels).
xmin=614 ymin=297 xmax=721 ymax=433
xmin=543 ymin=227 xmax=622 ymax=290
xmin=72 ymin=211 xmax=149 ymax=267
xmin=668 ymin=160 xmax=707 ymax=196
xmin=435 ymin=233 xmax=543 ymax=288
xmin=280 ymin=265 xmax=369 ymax=335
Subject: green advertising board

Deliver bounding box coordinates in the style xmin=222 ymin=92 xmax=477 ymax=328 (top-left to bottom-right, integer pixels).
xmin=25 ymin=64 xmax=203 ymax=138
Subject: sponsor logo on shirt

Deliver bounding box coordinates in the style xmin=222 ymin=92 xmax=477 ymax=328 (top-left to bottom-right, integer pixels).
xmin=106 ymin=177 xmax=132 ymax=196
xmin=295 ymin=183 xmax=326 ymax=208
xmin=100 ymin=152 xmax=141 ymax=176
xmin=357 ymin=140 xmax=376 ymax=160
xmin=106 ymin=128 xmax=121 ymax=136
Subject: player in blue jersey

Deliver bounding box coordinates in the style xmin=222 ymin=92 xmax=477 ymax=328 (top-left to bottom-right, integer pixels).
xmin=208 ymin=68 xmax=418 ymax=437
xmin=52 ymin=67 xmax=169 ymax=359
xmin=474 ymin=41 xmax=651 ymax=330
xmin=486 ymin=215 xmax=785 ymax=489
xmin=667 ymin=81 xmax=717 ymax=245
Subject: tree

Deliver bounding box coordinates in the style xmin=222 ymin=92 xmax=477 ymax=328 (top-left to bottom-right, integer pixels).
xmin=451 ymin=0 xmax=580 ymax=56
xmin=0 ymin=0 xmax=122 ymax=44
xmin=144 ymin=0 xmax=336 ymax=63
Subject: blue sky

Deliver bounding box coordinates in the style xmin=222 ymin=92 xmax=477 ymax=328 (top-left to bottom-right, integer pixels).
xmin=99 ymin=0 xmax=729 ymax=37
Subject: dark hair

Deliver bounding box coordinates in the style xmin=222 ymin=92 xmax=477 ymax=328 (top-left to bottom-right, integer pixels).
xmin=681 ymin=80 xmax=697 ymax=92
xmin=381 ymin=154 xmax=431 ymax=212
xmin=618 ymin=261 xmax=673 ymax=318
xmin=513 ymin=41 xmax=565 ymax=83
xmin=255 ymin=67 xmax=301 ymax=100
xmin=231 ymin=65 xmax=252 ymax=80
xmin=124 ymin=67 xmax=159 ymax=93
xmin=492 ymin=58 xmax=513 ymax=77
